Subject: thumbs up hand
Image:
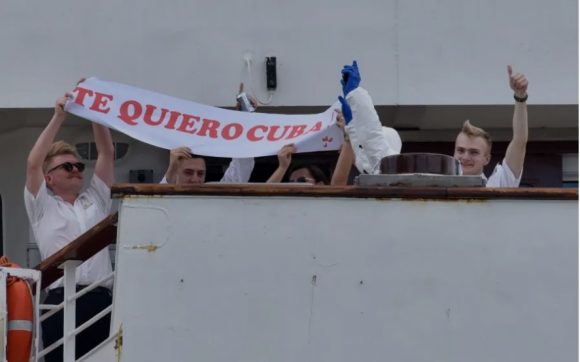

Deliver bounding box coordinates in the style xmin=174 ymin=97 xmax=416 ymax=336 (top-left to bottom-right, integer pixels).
xmin=507 ymin=65 xmax=528 ymax=98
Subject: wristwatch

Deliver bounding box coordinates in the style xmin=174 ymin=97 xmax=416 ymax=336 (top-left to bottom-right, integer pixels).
xmin=514 ymin=93 xmax=528 ymax=103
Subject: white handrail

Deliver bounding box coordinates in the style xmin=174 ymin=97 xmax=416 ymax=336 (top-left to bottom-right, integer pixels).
xmin=36 ymin=336 xmax=63 ymax=359
xmin=66 ymin=273 xmax=114 ymax=302
xmin=38 ymin=302 xmax=64 ymax=323
xmin=39 ymin=272 xmax=114 ymax=325
xmin=67 ymin=305 xmax=113 ymax=338
xmin=36 ymin=262 xmax=115 ymax=361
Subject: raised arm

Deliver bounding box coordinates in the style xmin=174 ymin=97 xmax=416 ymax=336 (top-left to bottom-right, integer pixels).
xmin=221 ymin=158 xmax=255 ymax=183
xmin=504 ymin=65 xmax=529 ymax=179
xmin=331 ymin=111 xmax=355 ymax=186
xmin=26 ymin=94 xmax=70 ymax=196
xmin=267 ymin=144 xmax=296 ymax=183
xmin=331 ymin=141 xmax=355 ymax=186
xmin=339 ymin=61 xmax=400 ymax=175
xmin=235 ymin=82 xmax=258 ymax=112
xmin=93 ymin=123 xmax=115 ymax=187
xmin=220 ymin=82 xmax=257 ymax=183
xmin=163 ymin=147 xmax=192 ymax=184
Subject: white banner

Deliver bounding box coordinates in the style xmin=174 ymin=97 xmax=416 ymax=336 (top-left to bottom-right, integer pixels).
xmin=66 ymin=78 xmax=344 ymax=158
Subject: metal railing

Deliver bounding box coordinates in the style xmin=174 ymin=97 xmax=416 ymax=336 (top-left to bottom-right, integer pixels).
xmin=36 ymin=261 xmax=115 ymax=361
xmin=31 ymin=213 xmax=118 ymax=361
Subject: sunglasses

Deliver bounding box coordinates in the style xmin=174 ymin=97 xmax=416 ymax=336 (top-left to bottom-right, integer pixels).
xmin=47 ymin=161 xmax=86 ymax=174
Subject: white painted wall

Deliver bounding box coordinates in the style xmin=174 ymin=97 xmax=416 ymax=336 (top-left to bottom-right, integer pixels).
xmin=1 ymin=0 xmax=577 ymax=267
xmin=1 ymin=0 xmax=577 ymax=107
xmin=109 ymin=194 xmax=578 ymax=362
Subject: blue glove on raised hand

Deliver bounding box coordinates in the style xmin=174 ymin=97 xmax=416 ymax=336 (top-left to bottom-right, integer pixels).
xmin=340 ymin=60 xmax=361 ymax=97
xmin=338 ymin=96 xmax=353 ymax=125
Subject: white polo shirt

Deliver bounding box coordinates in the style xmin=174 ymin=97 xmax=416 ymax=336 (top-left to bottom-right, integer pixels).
xmin=220 ymin=158 xmax=255 ymax=183
xmin=24 ymin=176 xmax=113 ymax=289
xmin=485 ymin=160 xmax=521 ymax=188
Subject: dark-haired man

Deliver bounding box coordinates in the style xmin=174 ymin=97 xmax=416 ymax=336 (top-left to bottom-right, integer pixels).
xmin=162 ymin=147 xmax=254 ymax=184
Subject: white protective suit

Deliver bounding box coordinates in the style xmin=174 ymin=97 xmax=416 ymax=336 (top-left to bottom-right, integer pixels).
xmin=344 ymin=87 xmax=402 ymax=174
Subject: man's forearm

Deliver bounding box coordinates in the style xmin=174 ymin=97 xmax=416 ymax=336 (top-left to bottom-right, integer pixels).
xmin=93 ymin=123 xmax=115 ymax=186
xmin=221 ymin=158 xmax=255 ymax=183
xmin=27 ymin=113 xmax=65 ymax=169
xmin=267 ymin=166 xmax=287 ymax=183
xmin=504 ymin=101 xmax=528 ymax=178
xmin=503 ymin=66 xmax=529 ymax=179
xmin=163 ymin=163 xmax=179 ymax=184
xmin=93 ymin=123 xmax=114 ymax=157
xmin=331 ymin=140 xmax=354 ymax=186
xmin=512 ymin=102 xmax=528 ymax=147
xmin=26 ymin=113 xmax=66 ymax=195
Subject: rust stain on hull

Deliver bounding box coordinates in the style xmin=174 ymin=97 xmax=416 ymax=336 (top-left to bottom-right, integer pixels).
xmin=129 ymin=243 xmax=159 ymax=253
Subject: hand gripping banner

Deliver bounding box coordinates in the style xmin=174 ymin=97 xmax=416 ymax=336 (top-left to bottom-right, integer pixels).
xmin=66 ymin=78 xmax=344 ymax=158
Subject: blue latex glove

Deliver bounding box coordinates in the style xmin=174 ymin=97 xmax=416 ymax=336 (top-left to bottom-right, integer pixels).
xmin=340 ymin=60 xmax=361 ymax=96
xmin=338 ymin=96 xmax=353 ymax=125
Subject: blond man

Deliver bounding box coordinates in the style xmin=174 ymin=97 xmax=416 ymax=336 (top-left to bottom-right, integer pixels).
xmin=454 ymin=66 xmax=528 ymax=187
xmin=24 ymin=92 xmax=115 ymax=361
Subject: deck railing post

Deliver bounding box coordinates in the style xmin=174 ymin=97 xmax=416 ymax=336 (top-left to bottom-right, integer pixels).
xmin=61 ymin=260 xmax=81 ymax=362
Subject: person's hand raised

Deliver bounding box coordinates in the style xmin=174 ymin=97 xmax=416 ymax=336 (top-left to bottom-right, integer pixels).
xmin=507 ymin=65 xmax=528 ymax=98
xmin=341 ymin=60 xmax=361 ymax=96
xmin=277 ymin=144 xmax=296 ymax=170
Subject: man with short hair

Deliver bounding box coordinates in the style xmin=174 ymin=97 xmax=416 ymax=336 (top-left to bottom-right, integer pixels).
xmin=162 ymin=147 xmax=254 ymax=184
xmin=454 ymin=65 xmax=528 ymax=187
xmin=161 ymin=87 xmax=256 ymax=185
xmin=24 ymin=91 xmax=115 ymax=361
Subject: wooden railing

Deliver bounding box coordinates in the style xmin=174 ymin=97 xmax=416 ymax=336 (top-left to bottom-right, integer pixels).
xmin=111 ymin=183 xmax=579 ymax=201
xmin=34 ymin=213 xmax=118 ymax=289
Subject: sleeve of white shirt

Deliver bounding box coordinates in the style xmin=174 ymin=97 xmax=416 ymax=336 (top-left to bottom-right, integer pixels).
xmin=485 ymin=160 xmax=521 ymax=188
xmin=344 ymin=87 xmax=400 ymax=175
xmin=220 ymin=158 xmax=255 ymax=183
xmin=84 ymin=175 xmax=113 ymax=213
xmin=24 ymin=181 xmax=50 ymax=223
